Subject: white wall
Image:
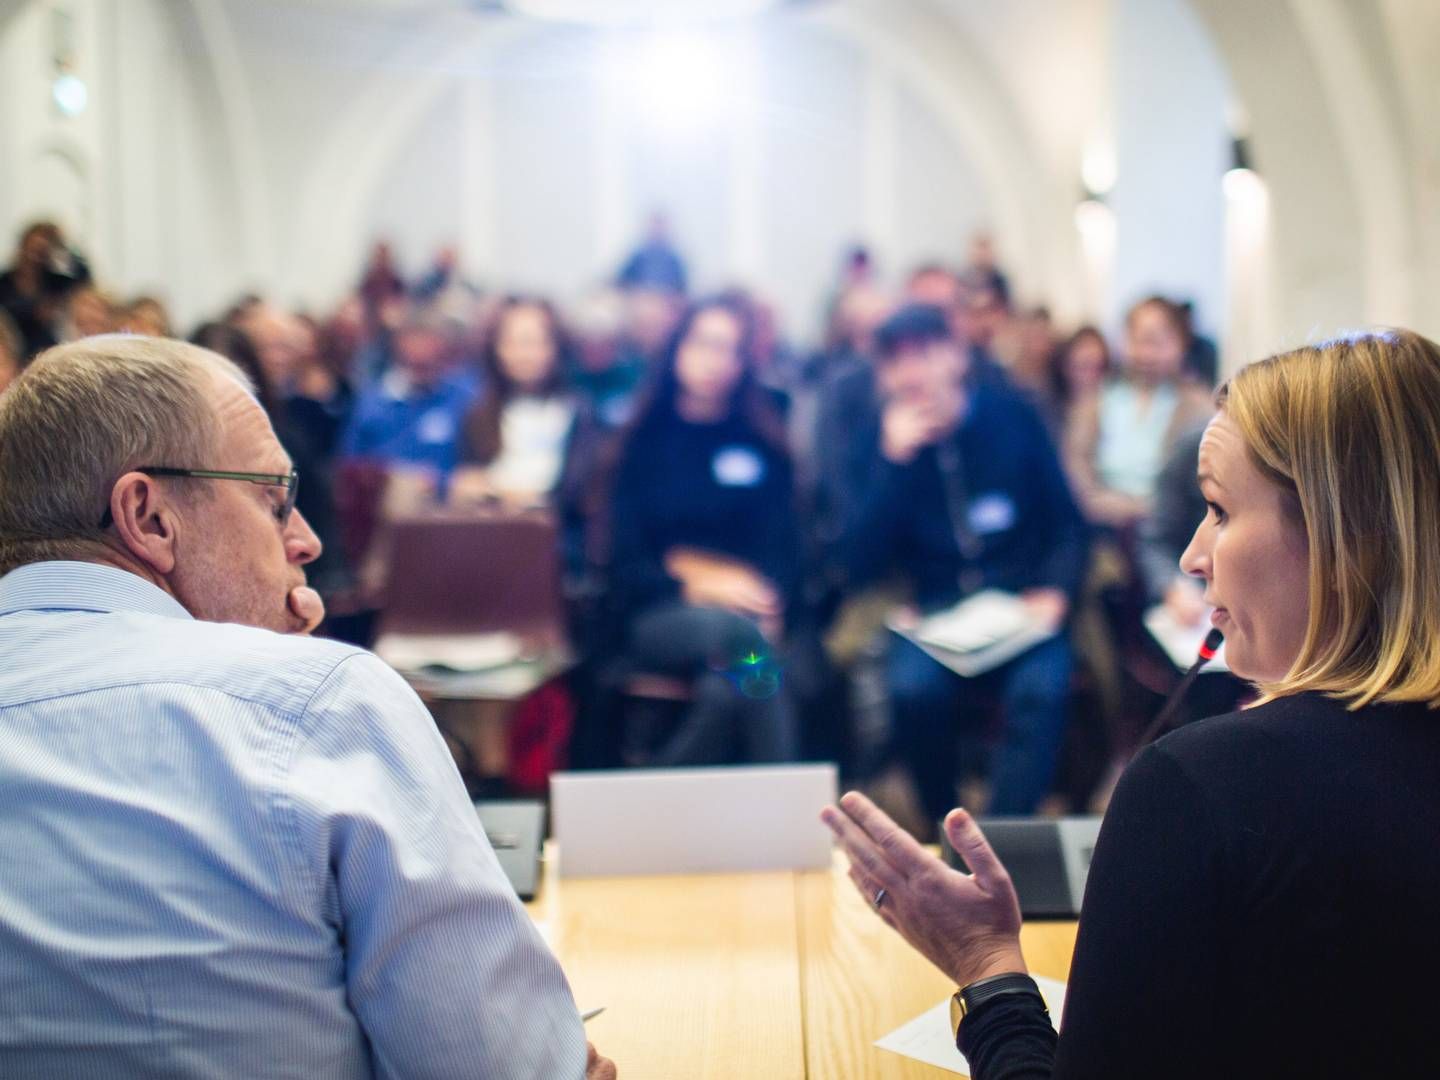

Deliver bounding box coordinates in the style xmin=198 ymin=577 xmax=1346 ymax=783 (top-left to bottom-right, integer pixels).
xmin=1109 ymin=0 xmax=1229 ymax=340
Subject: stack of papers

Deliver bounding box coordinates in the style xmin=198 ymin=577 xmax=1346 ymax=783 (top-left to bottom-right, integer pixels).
xmin=875 ymin=974 xmax=1067 ymax=1076
xmin=890 ymin=590 xmax=1057 ymax=677
xmin=1143 ymin=605 xmax=1229 ymax=673
xmin=374 ymin=631 xmax=526 ymax=675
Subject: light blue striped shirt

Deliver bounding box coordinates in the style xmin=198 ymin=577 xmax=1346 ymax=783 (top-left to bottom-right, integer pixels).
xmin=0 ymin=561 xmax=587 ymax=1080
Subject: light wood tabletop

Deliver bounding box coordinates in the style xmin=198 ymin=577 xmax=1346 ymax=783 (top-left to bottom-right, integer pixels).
xmin=525 ymin=846 xmax=1077 ymax=1079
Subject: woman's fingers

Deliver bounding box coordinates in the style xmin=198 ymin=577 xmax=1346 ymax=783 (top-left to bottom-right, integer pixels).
xmin=943 ymin=808 xmax=1011 ymax=892
xmin=838 ymin=791 xmax=935 ymax=877
xmin=821 ymin=805 xmax=907 ymax=892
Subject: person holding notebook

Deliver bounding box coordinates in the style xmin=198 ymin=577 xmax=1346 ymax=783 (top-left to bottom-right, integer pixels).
xmin=824 ymin=329 xmax=1440 ymax=1078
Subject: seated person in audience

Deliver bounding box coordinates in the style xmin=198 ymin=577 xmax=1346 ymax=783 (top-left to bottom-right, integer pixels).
xmin=1047 ymin=326 xmax=1111 ymax=445
xmin=1064 ymin=295 xmax=1212 ymax=529
xmin=60 ymin=283 xmax=117 ymax=341
xmin=603 ymin=294 xmax=800 ymax=766
xmin=119 ymin=294 xmax=172 ymax=337
xmin=828 ymin=304 xmax=1087 ymax=822
xmin=825 ymin=328 xmax=1440 ymax=1079
xmin=339 ymin=304 xmax=478 ymax=497
xmin=239 ymin=303 xmax=354 ymax=469
xmin=453 ymin=296 xmax=593 ymax=510
xmin=0 ymin=220 xmax=90 ymax=358
xmin=0 ymin=311 xmax=23 ymax=395
xmin=0 ymin=336 xmax=613 ymax=1080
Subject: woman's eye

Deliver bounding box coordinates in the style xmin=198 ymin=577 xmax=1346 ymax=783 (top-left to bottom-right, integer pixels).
xmin=1206 ymin=500 xmax=1227 ymax=523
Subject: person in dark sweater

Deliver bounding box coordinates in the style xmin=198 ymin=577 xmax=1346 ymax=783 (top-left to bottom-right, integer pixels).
xmin=824 ymin=304 xmax=1087 ymax=819
xmin=823 ymin=328 xmax=1440 ymax=1078
xmin=602 ymin=294 xmax=800 ymax=766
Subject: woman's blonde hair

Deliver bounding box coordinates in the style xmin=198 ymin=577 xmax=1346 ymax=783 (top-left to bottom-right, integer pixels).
xmin=1220 ymin=329 xmax=1440 ymax=708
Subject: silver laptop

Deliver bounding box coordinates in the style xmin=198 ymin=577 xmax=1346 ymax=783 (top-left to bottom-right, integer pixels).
xmin=550 ymin=764 xmax=838 ymax=878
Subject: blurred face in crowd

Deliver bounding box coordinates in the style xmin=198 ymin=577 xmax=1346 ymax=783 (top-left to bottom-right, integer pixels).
xmin=1181 ymin=411 xmax=1310 ymax=682
xmin=495 ymin=304 xmax=559 ymax=392
xmin=957 ymin=286 xmax=1007 ymax=350
xmin=69 ymin=289 xmax=115 ymax=338
xmin=0 ymin=347 xmax=20 ymax=396
xmin=674 ymin=307 xmax=745 ymax=418
xmin=18 ymin=227 xmax=53 ymax=268
xmin=834 ymin=285 xmax=893 ymax=355
xmin=394 ymin=326 xmax=452 ymax=390
xmin=625 ymin=287 xmax=682 ymax=359
xmin=1126 ymin=302 xmax=1186 ymax=384
xmin=905 ymin=269 xmax=962 ymax=313
xmin=243 ymin=307 xmax=309 ymax=392
xmin=1063 ymin=332 xmax=1109 ymax=397
xmin=877 ymin=334 xmax=969 ymax=413
xmin=131 ymin=370 xmax=321 ymax=633
xmin=123 ymin=299 xmax=170 ymax=338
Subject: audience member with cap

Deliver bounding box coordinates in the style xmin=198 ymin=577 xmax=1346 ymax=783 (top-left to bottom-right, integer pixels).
xmin=823 ymin=303 xmax=1088 ymax=823
xmin=0 ymin=336 xmax=615 ymax=1079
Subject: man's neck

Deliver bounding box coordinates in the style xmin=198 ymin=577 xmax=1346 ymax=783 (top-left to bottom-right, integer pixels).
xmin=78 ymin=544 xmax=174 ymax=598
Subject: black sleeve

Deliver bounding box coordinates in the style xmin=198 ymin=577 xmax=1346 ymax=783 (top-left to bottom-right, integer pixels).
xmin=958 ymin=995 xmax=1057 ymax=1080
xmin=1049 ymin=743 xmax=1224 ymax=1075
xmin=604 ymin=435 xmax=681 ymax=617
xmin=755 ymin=453 xmax=803 ymax=609
xmin=834 ymin=454 xmax=915 ymax=591
xmin=1022 ymin=409 xmax=1089 ymax=601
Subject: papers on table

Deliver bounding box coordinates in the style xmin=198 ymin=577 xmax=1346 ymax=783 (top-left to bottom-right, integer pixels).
xmin=875 ymin=974 xmax=1067 ymax=1076
xmin=373 ymin=631 xmax=526 ymax=675
xmin=1144 ymin=604 xmax=1229 ymax=673
xmin=888 ymin=590 xmax=1058 ymax=677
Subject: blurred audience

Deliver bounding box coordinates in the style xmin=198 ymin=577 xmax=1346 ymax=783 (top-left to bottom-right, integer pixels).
xmin=0 ymin=311 xmax=24 ymax=395
xmin=340 ymin=305 xmax=478 ymax=495
xmin=824 ymin=304 xmax=1087 ymax=822
xmin=1064 ymin=296 xmax=1213 ymax=529
xmin=0 ymin=221 xmax=91 ymax=357
xmin=602 ymin=295 xmax=800 ymax=767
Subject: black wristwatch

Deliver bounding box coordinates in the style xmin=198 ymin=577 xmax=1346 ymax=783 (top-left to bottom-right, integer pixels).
xmin=950 ymin=973 xmax=1048 ymax=1041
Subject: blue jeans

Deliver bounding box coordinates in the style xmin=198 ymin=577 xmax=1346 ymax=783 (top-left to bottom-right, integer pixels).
xmin=887 ymin=632 xmax=1072 ymax=822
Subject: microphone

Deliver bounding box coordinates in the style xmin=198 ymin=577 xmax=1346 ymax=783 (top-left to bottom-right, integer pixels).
xmin=1136 ymin=627 xmax=1224 ymax=752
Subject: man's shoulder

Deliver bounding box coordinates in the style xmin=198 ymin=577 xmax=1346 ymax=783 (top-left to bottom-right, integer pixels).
xmin=111 ymin=615 xmax=384 ymax=719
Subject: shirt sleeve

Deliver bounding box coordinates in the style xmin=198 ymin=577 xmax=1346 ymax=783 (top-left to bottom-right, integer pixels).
xmin=285 ymin=652 xmax=588 ymax=1080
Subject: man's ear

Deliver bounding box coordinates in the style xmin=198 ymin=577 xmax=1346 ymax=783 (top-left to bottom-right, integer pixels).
xmin=107 ymin=472 xmax=180 ymax=575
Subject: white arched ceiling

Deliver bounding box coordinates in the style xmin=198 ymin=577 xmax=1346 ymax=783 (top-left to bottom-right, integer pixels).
xmin=804 ymin=0 xmax=1083 ymax=319
xmin=177 ymin=0 xmax=278 ymax=287
xmin=282 ymin=1 xmax=1083 ymax=317
xmin=1189 ymin=0 xmax=1418 ymax=342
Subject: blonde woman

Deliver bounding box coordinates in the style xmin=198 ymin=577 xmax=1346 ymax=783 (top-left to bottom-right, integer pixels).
xmin=825 ymin=330 xmax=1440 ymax=1077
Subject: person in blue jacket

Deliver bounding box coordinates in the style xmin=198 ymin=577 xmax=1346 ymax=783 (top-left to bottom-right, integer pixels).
xmin=826 ymin=303 xmax=1088 ymax=824
xmin=601 ymin=294 xmax=800 ymax=766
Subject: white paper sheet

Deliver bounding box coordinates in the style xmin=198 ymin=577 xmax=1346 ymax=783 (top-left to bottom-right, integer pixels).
xmin=374 ymin=631 xmax=525 ymax=674
xmin=874 ymin=974 xmax=1067 ymax=1076
xmin=889 ymin=591 xmax=1058 ymax=678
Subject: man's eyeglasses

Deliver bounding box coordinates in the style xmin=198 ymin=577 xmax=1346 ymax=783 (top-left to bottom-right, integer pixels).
xmin=97 ymin=467 xmax=300 ymax=529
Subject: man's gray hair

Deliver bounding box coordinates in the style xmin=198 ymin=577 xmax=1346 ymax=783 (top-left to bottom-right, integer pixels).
xmin=0 ymin=335 xmax=253 ymax=574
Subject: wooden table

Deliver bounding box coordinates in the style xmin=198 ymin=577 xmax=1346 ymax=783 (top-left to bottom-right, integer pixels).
xmin=526 ymin=848 xmax=1076 ymax=1079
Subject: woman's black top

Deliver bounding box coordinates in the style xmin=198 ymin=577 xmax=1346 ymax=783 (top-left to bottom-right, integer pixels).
xmin=960 ymin=691 xmax=1440 ymax=1079
xmin=605 ymin=409 xmax=799 ymax=623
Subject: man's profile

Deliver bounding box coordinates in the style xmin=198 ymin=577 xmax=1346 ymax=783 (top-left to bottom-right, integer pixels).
xmin=0 ymin=337 xmax=612 ymax=1079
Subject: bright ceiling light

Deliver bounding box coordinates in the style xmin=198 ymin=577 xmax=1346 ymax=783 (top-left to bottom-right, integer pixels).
xmin=506 ymin=0 xmax=781 ymax=25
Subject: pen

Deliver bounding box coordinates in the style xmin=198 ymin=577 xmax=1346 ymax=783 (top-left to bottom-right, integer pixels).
xmin=581 ymin=1007 xmax=605 ymax=1023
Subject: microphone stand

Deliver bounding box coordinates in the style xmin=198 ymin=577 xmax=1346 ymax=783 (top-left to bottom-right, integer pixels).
xmin=1135 ymin=628 xmax=1225 ymax=752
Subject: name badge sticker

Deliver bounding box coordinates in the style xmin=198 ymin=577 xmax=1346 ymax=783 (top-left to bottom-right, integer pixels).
xmin=968 ymin=492 xmax=1016 ymax=535
xmin=417 ymin=408 xmax=457 ymax=445
xmin=713 ymin=446 xmax=766 ymax=488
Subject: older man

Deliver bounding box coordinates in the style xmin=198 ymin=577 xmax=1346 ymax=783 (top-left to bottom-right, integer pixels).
xmin=0 ymin=337 xmax=614 ymax=1079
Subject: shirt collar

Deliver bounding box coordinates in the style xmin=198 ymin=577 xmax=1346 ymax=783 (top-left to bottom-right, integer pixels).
xmin=0 ymin=561 xmax=194 ymax=621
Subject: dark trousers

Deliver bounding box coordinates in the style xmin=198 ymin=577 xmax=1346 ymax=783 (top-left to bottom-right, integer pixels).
xmin=888 ymin=632 xmax=1072 ymax=822
xmin=626 ymin=603 xmax=799 ymax=766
